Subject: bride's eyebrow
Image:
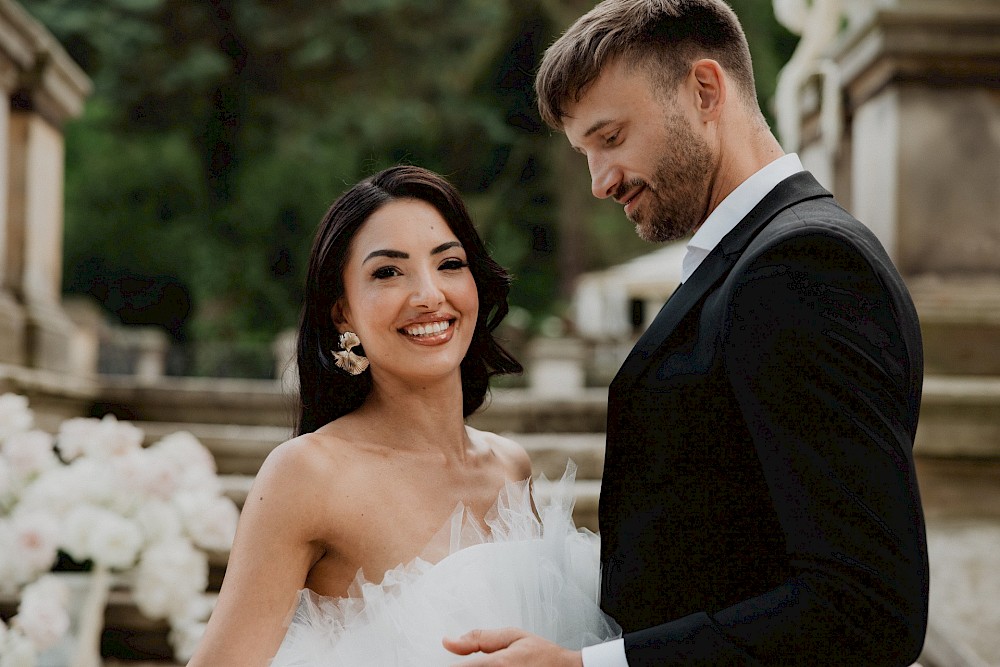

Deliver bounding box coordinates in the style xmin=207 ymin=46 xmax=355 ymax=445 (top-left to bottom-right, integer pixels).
xmin=431 ymin=241 xmax=463 ymax=255
xmin=362 ymin=249 xmax=407 ymax=264
xmin=362 ymin=242 xmax=463 ymax=265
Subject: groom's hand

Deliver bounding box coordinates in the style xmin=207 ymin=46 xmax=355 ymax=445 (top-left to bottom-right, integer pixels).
xmin=443 ymin=628 xmax=583 ymax=666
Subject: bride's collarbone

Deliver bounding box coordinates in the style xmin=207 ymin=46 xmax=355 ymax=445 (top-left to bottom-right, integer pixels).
xmin=340 ymin=465 xmax=498 ymax=542
xmin=302 ymin=452 xmax=510 ymax=598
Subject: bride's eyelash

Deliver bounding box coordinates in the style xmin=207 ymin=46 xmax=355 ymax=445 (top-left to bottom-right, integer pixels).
xmin=372 ymin=266 xmax=401 ymax=279
xmin=440 ymin=259 xmax=468 ymax=270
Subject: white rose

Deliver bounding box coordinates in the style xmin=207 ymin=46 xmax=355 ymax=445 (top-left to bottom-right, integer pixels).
xmin=178 ymin=464 xmax=221 ymax=496
xmin=0 ymin=629 xmax=37 ymax=667
xmin=0 ymin=394 xmax=33 ymax=442
xmin=87 ymin=512 xmax=144 ymax=570
xmin=171 ymin=591 xmax=216 ymax=625
xmin=134 ymin=499 xmax=183 ymax=544
xmin=54 ymin=416 xmax=100 ymax=461
xmin=168 ymin=616 xmax=208 ymax=663
xmin=175 ymin=492 xmax=239 ymax=552
xmin=10 ymin=511 xmax=60 ymax=583
xmin=132 ymin=539 xmax=208 ymax=620
xmin=2 ymin=430 xmax=57 ymax=481
xmin=57 ymin=415 xmax=144 ymax=461
xmin=19 ymin=573 xmax=69 ymax=608
xmin=90 ymin=415 xmax=145 ymax=460
xmin=67 ymin=458 xmax=128 ymax=512
xmin=151 ymin=431 xmax=216 ymax=473
xmin=14 ymin=575 xmax=70 ymax=651
xmin=62 ymin=505 xmax=143 ymax=569
xmin=145 ymin=433 xmax=221 ymax=498
xmin=60 ymin=504 xmax=106 ymax=564
xmin=16 ymin=466 xmax=78 ymax=516
xmin=116 ymin=449 xmax=179 ymax=501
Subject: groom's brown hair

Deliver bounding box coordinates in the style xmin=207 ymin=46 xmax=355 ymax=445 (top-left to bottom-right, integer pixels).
xmin=535 ymin=0 xmax=757 ymax=130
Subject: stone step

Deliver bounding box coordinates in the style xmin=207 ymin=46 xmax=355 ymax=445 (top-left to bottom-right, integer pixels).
xmin=100 ymin=372 xmax=1000 ymax=438
xmin=96 ymin=379 xmax=609 ymax=434
xmin=915 ymin=375 xmax=1000 ymax=457
xmin=125 ymin=371 xmax=1000 ymax=471
xmin=468 ymin=388 xmax=609 ymax=434
xmin=96 ymin=375 xmax=296 ymax=427
xmin=136 ymin=421 xmax=290 ymax=475
xmin=501 ymin=432 xmax=605 ymax=480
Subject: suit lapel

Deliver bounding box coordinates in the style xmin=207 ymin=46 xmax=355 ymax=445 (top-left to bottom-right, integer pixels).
xmin=612 ymin=172 xmax=832 ymax=389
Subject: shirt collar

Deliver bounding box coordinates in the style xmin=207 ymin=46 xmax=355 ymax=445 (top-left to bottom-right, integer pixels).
xmin=681 ymin=153 xmax=804 ymax=282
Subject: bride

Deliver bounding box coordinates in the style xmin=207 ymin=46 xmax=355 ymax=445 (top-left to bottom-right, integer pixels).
xmin=188 ymin=165 xmax=619 ymax=665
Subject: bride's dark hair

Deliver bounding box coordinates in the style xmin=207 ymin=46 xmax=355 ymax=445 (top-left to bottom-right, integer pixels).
xmin=295 ymin=165 xmax=523 ymax=436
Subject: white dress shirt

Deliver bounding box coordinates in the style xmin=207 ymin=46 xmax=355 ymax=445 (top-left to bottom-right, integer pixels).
xmin=681 ymin=153 xmax=805 ymax=282
xmin=580 ymin=153 xmax=805 ymax=667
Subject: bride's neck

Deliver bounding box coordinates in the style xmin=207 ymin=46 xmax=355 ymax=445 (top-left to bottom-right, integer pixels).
xmin=353 ymin=377 xmax=472 ymax=460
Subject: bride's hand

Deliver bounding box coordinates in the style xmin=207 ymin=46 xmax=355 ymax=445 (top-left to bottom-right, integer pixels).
xmin=443 ymin=628 xmax=583 ymax=666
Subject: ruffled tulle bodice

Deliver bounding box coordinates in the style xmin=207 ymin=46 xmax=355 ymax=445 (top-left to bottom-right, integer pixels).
xmin=270 ymin=464 xmax=620 ymax=666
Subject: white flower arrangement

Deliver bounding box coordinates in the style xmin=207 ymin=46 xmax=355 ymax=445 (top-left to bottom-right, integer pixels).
xmin=0 ymin=393 xmax=239 ymax=663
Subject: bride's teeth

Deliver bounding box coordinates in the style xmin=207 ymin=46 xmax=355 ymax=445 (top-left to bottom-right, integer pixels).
xmin=405 ymin=321 xmax=449 ymax=336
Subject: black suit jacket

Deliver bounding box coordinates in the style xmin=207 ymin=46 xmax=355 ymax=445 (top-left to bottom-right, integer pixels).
xmin=600 ymin=172 xmax=928 ymax=666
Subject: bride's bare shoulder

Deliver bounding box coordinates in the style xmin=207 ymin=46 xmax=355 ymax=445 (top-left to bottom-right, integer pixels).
xmin=252 ymin=429 xmax=374 ymax=507
xmin=260 ymin=430 xmax=347 ymax=475
xmin=466 ymin=426 xmax=532 ymax=481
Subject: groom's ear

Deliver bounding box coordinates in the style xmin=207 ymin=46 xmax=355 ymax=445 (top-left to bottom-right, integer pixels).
xmin=690 ymin=58 xmax=726 ymax=122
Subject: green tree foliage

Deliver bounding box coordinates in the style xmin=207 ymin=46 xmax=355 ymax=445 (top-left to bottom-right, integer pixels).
xmin=23 ymin=0 xmax=793 ymax=370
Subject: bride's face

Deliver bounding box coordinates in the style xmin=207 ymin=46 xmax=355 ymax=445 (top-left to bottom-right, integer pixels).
xmin=333 ymin=198 xmax=479 ymax=384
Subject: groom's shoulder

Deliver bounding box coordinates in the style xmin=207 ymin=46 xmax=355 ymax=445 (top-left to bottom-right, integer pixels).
xmin=744 ymin=194 xmax=884 ymax=266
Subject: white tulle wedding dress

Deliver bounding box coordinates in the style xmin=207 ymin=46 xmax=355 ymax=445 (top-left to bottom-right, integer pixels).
xmin=270 ymin=464 xmax=620 ymax=666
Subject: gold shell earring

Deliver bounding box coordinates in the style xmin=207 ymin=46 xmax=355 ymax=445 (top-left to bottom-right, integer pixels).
xmin=332 ymin=331 xmax=369 ymax=375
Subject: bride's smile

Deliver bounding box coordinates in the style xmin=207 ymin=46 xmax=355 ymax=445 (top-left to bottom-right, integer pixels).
xmin=399 ymin=316 xmax=456 ymax=343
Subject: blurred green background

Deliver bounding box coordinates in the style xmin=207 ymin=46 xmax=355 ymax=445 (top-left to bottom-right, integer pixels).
xmin=22 ymin=0 xmax=795 ymax=376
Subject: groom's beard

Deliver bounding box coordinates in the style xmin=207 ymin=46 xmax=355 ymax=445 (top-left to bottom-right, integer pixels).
xmin=627 ymin=111 xmax=714 ymax=243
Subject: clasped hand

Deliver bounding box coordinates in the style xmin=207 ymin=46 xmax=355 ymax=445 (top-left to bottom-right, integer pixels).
xmin=443 ymin=628 xmax=583 ymax=666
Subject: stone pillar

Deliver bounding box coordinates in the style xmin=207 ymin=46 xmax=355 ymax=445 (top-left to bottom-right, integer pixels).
xmin=528 ymin=336 xmax=586 ymax=397
xmin=839 ymin=2 xmax=1000 ymax=377
xmin=1 ymin=4 xmax=90 ymax=374
xmin=786 ymin=0 xmax=1000 ymax=376
xmin=130 ymin=328 xmax=169 ymax=383
xmin=836 ymin=2 xmax=1000 ymax=272
xmin=0 ymin=2 xmax=32 ymax=366
xmin=8 ymin=108 xmax=73 ymax=372
xmin=62 ymin=296 xmax=104 ymax=380
xmin=0 ymin=110 xmax=26 ymax=365
xmin=272 ymin=328 xmax=298 ymax=391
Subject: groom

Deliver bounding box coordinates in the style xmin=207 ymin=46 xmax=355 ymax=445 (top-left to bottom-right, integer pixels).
xmin=446 ymin=0 xmax=928 ymax=665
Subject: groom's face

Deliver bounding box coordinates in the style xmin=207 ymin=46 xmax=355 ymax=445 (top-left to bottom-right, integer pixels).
xmin=562 ymin=58 xmax=714 ymax=242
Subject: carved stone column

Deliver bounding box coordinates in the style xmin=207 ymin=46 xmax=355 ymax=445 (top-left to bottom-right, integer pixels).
xmin=0 ymin=0 xmax=35 ymax=366
xmin=783 ymin=0 xmax=1000 ymax=376
xmin=1 ymin=2 xmax=90 ymax=374
xmin=834 ymin=2 xmax=1000 ymax=378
